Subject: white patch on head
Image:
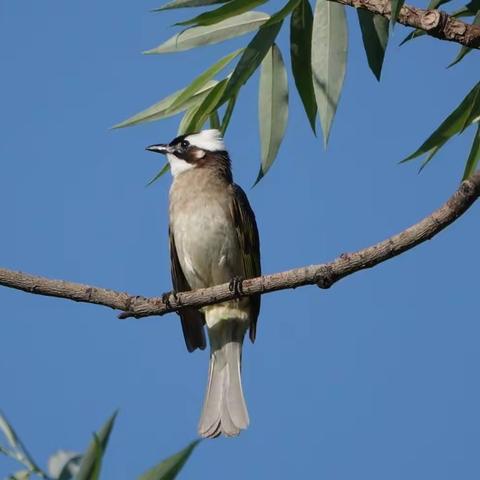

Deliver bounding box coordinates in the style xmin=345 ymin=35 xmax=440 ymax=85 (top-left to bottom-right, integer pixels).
xmin=185 ymin=129 xmax=225 ymax=152
xmin=167 ymin=153 xmax=195 ymax=177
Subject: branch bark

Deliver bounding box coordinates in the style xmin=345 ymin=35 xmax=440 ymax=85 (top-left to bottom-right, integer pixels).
xmin=1 ymin=171 xmax=479 ymax=320
xmin=334 ymin=0 xmax=480 ymax=49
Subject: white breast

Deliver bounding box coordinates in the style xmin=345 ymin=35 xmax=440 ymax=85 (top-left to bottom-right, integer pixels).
xmin=169 ymin=174 xmax=242 ymax=290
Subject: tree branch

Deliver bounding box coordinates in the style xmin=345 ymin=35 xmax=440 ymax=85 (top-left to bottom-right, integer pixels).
xmin=1 ymin=171 xmax=479 ymax=320
xmin=333 ymin=0 xmax=480 ymax=49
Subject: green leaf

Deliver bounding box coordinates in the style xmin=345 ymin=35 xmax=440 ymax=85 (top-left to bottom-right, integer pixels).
xmin=357 ymin=9 xmax=388 ymax=80
xmin=418 ymin=138 xmax=449 ymax=172
xmin=145 ymin=11 xmax=269 ymax=53
xmin=177 ymin=102 xmax=202 ymax=135
xmin=463 ymin=123 xmax=480 ymax=180
xmin=399 ymin=31 xmax=418 ymax=46
xmin=290 ymin=0 xmax=317 ymax=133
xmin=0 ymin=411 xmax=20 ymax=450
xmin=452 ymin=0 xmax=480 ymax=16
xmin=448 ymin=10 xmax=480 ymax=67
xmin=311 ymin=0 xmax=348 ymax=146
xmin=0 ymin=411 xmax=43 ymax=475
xmin=153 ymin=0 xmax=229 ymax=12
xmin=186 ymin=78 xmax=230 ymax=132
xmin=112 ymin=80 xmax=218 ymax=129
xmin=7 ymin=470 xmax=30 ymax=480
xmin=168 ymin=49 xmax=242 ymax=111
xmin=429 ymin=0 xmax=454 ymax=8
xmin=209 ymin=110 xmax=221 ymax=129
xmin=138 ymin=440 xmax=200 ymax=480
xmin=89 ymin=435 xmax=104 ymax=480
xmin=214 ymin=1 xmax=295 ymax=104
xmin=256 ymin=43 xmax=289 ymax=183
xmin=177 ymin=0 xmax=267 ymax=26
xmin=147 ymin=162 xmax=171 ymax=186
xmin=401 ymin=82 xmax=480 ymax=164
xmin=398 ymin=29 xmax=425 ymax=46
xmin=266 ymin=0 xmax=302 ymax=26
xmin=0 ymin=445 xmax=16 ymax=458
xmin=221 ymin=21 xmax=282 ymax=103
xmin=75 ymin=411 xmax=117 ymax=480
xmin=48 ymin=450 xmax=82 ymax=480
xmin=220 ymin=94 xmax=237 ymax=134
xmin=390 ymin=0 xmax=406 ymax=28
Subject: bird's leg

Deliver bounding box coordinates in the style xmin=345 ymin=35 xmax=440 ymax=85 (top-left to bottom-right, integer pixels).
xmin=229 ymin=276 xmax=244 ymax=297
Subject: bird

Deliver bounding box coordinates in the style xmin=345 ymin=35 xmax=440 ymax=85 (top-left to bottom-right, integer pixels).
xmin=146 ymin=129 xmax=261 ymax=438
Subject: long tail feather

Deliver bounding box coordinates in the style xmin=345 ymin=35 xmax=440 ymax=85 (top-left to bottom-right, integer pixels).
xmin=198 ymin=321 xmax=249 ymax=438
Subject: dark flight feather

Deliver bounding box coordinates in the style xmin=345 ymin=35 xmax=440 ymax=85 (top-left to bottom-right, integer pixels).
xmin=169 ymin=227 xmax=207 ymax=352
xmin=229 ymin=183 xmax=261 ymax=342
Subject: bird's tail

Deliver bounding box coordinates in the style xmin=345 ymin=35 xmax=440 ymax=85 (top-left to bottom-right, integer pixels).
xmin=198 ymin=321 xmax=249 ymax=438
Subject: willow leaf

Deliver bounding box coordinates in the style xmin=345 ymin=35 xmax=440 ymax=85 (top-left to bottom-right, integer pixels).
xmin=256 ymin=43 xmax=289 ymax=183
xmin=220 ymin=94 xmax=237 ymax=134
xmin=0 ymin=411 xmax=21 ymax=450
xmin=7 ymin=471 xmax=30 ymax=480
xmin=452 ymin=0 xmax=480 ymax=16
xmin=178 ymin=103 xmax=202 ymax=135
xmin=221 ymin=21 xmax=282 ymax=103
xmin=153 ymin=0 xmax=229 ymax=12
xmin=186 ymin=78 xmax=229 ymax=132
xmin=209 ymin=110 xmax=221 ymax=128
xmin=0 ymin=411 xmax=43 ymax=475
xmin=290 ymin=0 xmax=317 ymax=133
xmin=418 ymin=138 xmax=449 ymax=172
xmin=138 ymin=440 xmax=200 ymax=480
xmin=428 ymin=0 xmax=453 ymax=8
xmin=147 ymin=163 xmax=170 ymax=186
xmin=75 ymin=412 xmax=117 ymax=480
xmin=48 ymin=450 xmax=82 ymax=480
xmin=266 ymin=0 xmax=302 ymax=26
xmin=401 ymin=82 xmax=480 ymax=163
xmin=177 ymin=0 xmax=267 ymax=26
xmin=463 ymin=123 xmax=480 ymax=180
xmin=357 ymin=9 xmax=388 ymax=80
xmin=168 ymin=48 xmax=242 ymax=111
xmin=311 ymin=0 xmax=348 ymax=146
xmin=390 ymin=0 xmax=405 ymax=28
xmin=112 ymin=81 xmax=218 ymax=129
xmin=145 ymin=11 xmax=269 ymax=53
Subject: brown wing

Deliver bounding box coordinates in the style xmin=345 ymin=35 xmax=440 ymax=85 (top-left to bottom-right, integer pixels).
xmin=169 ymin=226 xmax=206 ymax=352
xmin=229 ymin=184 xmax=261 ymax=343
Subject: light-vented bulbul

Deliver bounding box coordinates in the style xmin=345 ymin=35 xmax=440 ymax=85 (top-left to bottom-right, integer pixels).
xmin=147 ymin=129 xmax=261 ymax=438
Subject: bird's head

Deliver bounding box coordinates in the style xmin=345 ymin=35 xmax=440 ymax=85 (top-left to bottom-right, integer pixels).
xmin=146 ymin=129 xmax=229 ymax=178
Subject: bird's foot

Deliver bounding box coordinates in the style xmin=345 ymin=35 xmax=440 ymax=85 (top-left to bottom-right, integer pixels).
xmin=161 ymin=290 xmax=177 ymax=309
xmin=229 ymin=276 xmax=244 ymax=296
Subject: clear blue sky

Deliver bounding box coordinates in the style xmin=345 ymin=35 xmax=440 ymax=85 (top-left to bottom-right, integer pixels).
xmin=1 ymin=1 xmax=479 ymax=479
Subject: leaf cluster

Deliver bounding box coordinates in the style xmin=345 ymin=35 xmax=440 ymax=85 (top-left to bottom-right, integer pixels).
xmin=113 ymin=0 xmax=479 ymax=182
xmin=0 ymin=411 xmax=198 ymax=480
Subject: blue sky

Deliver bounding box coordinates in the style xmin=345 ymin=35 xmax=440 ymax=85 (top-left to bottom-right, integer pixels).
xmin=0 ymin=1 xmax=479 ymax=479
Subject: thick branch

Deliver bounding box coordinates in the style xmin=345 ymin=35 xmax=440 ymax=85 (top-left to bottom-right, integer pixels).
xmin=1 ymin=171 xmax=479 ymax=319
xmin=334 ymin=0 xmax=480 ymax=49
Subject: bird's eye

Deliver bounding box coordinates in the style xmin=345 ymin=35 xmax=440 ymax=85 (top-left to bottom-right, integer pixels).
xmin=181 ymin=140 xmax=189 ymax=149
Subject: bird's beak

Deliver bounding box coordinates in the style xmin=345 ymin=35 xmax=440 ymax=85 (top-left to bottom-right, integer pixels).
xmin=146 ymin=144 xmax=172 ymax=155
